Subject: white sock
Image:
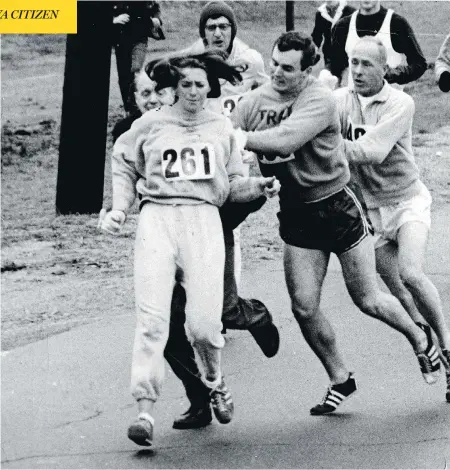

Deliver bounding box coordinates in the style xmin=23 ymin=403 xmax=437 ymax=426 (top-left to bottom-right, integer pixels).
xmin=137 ymin=412 xmax=155 ymax=425
xmin=203 ymin=375 xmax=222 ymax=390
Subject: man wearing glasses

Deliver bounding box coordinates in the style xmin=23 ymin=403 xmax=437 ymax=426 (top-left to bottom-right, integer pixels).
xmin=182 ymin=1 xmax=268 ymax=107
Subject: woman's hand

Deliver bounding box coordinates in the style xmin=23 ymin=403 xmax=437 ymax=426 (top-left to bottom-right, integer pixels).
xmin=258 ymin=176 xmax=281 ymax=198
xmin=98 ymin=209 xmax=126 ymax=235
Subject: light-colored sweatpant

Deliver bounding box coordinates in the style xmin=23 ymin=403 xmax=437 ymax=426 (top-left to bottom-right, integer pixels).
xmin=131 ymin=202 xmax=226 ymax=402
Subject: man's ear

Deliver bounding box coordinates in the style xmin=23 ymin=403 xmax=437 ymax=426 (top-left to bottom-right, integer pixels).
xmin=303 ymin=65 xmax=313 ymax=75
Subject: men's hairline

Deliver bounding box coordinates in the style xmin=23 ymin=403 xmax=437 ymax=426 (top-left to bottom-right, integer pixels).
xmin=352 ymin=37 xmax=387 ymax=67
xmin=271 ymin=45 xmax=304 ymax=68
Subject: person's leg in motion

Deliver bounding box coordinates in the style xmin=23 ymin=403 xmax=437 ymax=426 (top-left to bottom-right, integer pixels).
xmin=396 ymin=221 xmax=450 ymax=400
xmin=181 ymin=205 xmax=233 ymax=424
xmin=396 ymin=222 xmax=450 ymax=353
xmin=128 ymin=204 xmax=177 ymax=446
xmin=376 ymin=242 xmax=426 ymax=325
xmin=284 ymin=244 xmax=356 ymax=414
xmin=221 ymin=229 xmax=280 ymax=357
xmin=164 ymin=283 xmax=212 ymax=429
xmin=339 ymin=235 xmax=441 ymax=385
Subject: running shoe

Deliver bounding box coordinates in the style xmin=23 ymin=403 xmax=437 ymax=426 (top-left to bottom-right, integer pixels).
xmin=172 ymin=404 xmax=212 ymax=430
xmin=310 ymin=373 xmax=357 ymax=415
xmin=127 ymin=413 xmax=154 ymax=447
xmin=209 ymin=378 xmax=234 ymax=424
xmin=443 ymin=349 xmax=450 ymax=403
xmin=416 ymin=323 xmax=441 ymax=385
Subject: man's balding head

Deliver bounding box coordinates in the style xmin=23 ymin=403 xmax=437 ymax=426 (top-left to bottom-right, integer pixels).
xmin=350 ymin=37 xmax=388 ymax=96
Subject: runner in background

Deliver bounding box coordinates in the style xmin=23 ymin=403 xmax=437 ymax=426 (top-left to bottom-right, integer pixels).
xmin=178 ymin=1 xmax=269 ymax=287
xmin=329 ymin=0 xmax=427 ymax=89
xmin=311 ymin=1 xmax=355 ymax=69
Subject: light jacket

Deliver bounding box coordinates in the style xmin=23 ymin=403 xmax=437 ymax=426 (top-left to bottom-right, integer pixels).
xmin=334 ymin=82 xmax=421 ymax=208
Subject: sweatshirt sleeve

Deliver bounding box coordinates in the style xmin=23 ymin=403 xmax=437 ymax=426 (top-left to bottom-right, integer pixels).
xmin=222 ymin=118 xmax=265 ymax=202
xmin=343 ymin=96 xmax=415 ymax=165
xmin=386 ymin=14 xmax=427 ymax=85
xmin=245 ymin=87 xmax=335 ymax=155
xmin=435 ymin=33 xmax=450 ymax=80
xmin=111 ymin=117 xmax=150 ymax=213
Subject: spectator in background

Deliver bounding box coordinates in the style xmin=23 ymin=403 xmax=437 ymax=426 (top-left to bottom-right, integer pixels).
xmin=112 ymin=1 xmax=165 ymax=114
xmin=112 ymin=69 xmax=174 ymax=143
xmin=329 ymin=0 xmax=427 ymax=89
xmin=435 ymin=33 xmax=450 ymax=92
xmin=311 ymin=1 xmax=355 ymax=68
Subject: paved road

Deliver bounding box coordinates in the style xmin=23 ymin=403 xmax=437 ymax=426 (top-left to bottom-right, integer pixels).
xmin=2 ymin=207 xmax=449 ymax=469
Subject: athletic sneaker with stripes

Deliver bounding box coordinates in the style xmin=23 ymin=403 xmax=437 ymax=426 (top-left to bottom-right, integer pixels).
xmin=209 ymin=377 xmax=234 ymax=424
xmin=310 ymin=373 xmax=357 ymax=415
xmin=415 ymin=323 xmax=441 ymax=385
xmin=443 ymin=349 xmax=450 ymax=402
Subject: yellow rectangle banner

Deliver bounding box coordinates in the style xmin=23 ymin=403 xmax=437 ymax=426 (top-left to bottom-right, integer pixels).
xmin=0 ymin=0 xmax=77 ymax=33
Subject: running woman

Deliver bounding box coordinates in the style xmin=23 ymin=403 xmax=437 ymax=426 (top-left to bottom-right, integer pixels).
xmin=100 ymin=50 xmax=280 ymax=446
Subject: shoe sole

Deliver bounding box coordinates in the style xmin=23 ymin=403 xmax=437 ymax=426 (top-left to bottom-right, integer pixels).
xmin=310 ymin=389 xmax=358 ymax=416
xmin=172 ymin=418 xmax=213 ymax=430
xmin=128 ymin=425 xmax=152 ymax=447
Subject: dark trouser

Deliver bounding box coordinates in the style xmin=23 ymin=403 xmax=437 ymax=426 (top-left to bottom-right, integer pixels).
xmin=164 ymin=230 xmax=273 ymax=408
xmin=114 ymin=40 xmax=147 ymax=114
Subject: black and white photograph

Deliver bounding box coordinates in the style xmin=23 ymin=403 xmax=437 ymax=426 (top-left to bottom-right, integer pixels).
xmin=1 ymin=1 xmax=450 ymax=468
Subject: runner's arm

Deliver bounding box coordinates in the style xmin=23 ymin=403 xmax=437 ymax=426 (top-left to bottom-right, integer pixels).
xmin=244 ymin=91 xmax=334 ymax=155
xmin=386 ymin=14 xmax=427 ymax=85
xmin=343 ymin=97 xmax=415 ymax=164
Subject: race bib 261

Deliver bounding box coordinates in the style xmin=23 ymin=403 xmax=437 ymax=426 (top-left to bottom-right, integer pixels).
xmin=161 ymin=143 xmax=216 ymax=181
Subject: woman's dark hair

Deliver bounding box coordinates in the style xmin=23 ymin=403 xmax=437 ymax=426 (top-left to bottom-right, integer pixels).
xmin=145 ymin=49 xmax=242 ymax=98
xmin=273 ymin=31 xmax=320 ymax=71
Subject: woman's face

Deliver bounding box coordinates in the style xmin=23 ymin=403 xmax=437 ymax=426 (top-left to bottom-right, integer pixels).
xmin=134 ymin=73 xmax=174 ymax=113
xmin=176 ymin=67 xmax=210 ymax=114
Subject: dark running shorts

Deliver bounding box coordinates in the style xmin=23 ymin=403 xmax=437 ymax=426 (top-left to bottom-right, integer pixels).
xmin=278 ymin=185 xmax=373 ymax=255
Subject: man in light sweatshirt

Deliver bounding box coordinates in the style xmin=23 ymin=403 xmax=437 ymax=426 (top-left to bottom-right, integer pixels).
xmin=334 ymin=36 xmax=450 ymax=403
xmin=232 ymin=31 xmax=442 ymax=415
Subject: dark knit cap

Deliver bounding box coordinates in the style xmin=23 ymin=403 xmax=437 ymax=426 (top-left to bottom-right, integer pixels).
xmin=199 ymin=1 xmax=237 ymax=47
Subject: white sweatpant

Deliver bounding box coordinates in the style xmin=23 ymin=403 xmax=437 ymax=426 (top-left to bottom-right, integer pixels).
xmin=131 ymin=202 xmax=225 ymax=402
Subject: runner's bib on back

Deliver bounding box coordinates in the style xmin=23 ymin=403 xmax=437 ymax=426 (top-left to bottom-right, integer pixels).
xmin=161 ymin=143 xmax=216 ymax=181
xmin=221 ymin=95 xmax=242 ymax=117
xmin=345 ymin=116 xmax=373 ymax=141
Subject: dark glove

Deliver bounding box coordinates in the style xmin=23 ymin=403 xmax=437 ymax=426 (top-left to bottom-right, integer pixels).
xmin=438 ymin=71 xmax=450 ymax=92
